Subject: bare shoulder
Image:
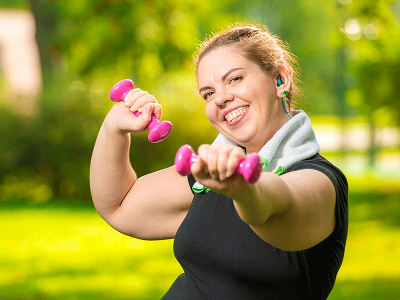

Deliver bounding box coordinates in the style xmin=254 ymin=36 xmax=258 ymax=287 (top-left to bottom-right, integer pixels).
xmin=282 ymin=168 xmax=336 ymax=200
xmin=110 ymin=166 xmax=193 ymax=240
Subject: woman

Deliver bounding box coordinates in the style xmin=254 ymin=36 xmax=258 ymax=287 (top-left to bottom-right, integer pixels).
xmin=90 ymin=24 xmax=348 ymax=299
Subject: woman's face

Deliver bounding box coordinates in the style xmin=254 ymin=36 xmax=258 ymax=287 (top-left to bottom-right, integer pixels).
xmin=197 ymin=46 xmax=288 ymax=153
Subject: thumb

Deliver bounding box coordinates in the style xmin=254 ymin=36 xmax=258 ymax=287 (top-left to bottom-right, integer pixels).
xmin=191 ymin=155 xmax=209 ymax=179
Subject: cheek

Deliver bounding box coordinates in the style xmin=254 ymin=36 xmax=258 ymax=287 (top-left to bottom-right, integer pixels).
xmin=205 ymin=104 xmax=216 ymax=123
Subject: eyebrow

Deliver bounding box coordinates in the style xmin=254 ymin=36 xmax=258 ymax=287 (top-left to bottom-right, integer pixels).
xmin=198 ymin=67 xmax=244 ymax=94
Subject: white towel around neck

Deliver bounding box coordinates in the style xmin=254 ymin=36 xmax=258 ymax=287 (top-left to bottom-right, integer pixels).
xmin=192 ymin=110 xmax=320 ymax=193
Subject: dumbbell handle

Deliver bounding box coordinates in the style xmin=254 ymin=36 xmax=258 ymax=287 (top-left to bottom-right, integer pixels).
xmin=109 ymin=79 xmax=172 ymax=143
xmin=175 ymin=144 xmax=263 ymax=184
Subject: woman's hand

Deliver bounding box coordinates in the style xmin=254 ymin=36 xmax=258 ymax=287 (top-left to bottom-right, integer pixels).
xmin=105 ymin=88 xmax=162 ymax=134
xmin=191 ymin=144 xmax=250 ymax=196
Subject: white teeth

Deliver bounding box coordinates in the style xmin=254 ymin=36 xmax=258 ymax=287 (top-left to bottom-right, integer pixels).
xmin=225 ymin=107 xmax=248 ymax=122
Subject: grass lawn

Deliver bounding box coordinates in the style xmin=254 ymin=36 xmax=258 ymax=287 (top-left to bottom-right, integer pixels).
xmin=0 ymin=201 xmax=181 ymax=300
xmin=1 ymin=190 xmax=400 ymax=299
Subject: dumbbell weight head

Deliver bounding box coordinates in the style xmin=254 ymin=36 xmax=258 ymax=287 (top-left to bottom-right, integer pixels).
xmin=175 ymin=144 xmax=196 ymax=176
xmin=236 ymin=153 xmax=263 ymax=184
xmin=109 ymin=79 xmax=173 ymax=143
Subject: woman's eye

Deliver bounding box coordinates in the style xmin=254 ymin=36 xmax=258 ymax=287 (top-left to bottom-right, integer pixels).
xmin=230 ymin=76 xmax=242 ymax=84
xmin=203 ymin=91 xmax=214 ymax=101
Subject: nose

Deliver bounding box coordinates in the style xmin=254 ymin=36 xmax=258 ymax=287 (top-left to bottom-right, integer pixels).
xmin=214 ymin=88 xmax=234 ymax=108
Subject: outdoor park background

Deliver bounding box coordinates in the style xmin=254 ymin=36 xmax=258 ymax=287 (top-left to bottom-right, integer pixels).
xmin=0 ymin=0 xmax=400 ymax=299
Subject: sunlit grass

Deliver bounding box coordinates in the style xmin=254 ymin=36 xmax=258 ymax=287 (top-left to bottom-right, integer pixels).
xmin=339 ymin=221 xmax=400 ymax=280
xmin=0 ymin=202 xmax=182 ymax=299
xmin=329 ymin=191 xmax=400 ymax=300
xmin=1 ymin=190 xmax=400 ymax=299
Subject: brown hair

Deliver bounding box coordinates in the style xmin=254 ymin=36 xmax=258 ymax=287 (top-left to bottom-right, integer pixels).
xmin=194 ymin=23 xmax=301 ymax=107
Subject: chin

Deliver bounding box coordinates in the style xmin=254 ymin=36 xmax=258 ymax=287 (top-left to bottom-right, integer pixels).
xmin=228 ymin=135 xmax=254 ymax=148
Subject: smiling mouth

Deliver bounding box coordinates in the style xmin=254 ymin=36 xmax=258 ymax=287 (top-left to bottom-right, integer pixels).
xmin=225 ymin=106 xmax=249 ymax=122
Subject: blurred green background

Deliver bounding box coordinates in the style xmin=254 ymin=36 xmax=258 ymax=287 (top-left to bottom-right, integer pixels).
xmin=0 ymin=0 xmax=399 ymax=299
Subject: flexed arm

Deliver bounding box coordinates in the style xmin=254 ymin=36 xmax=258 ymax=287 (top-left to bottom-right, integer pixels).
xmin=90 ymin=103 xmax=138 ymax=218
xmin=90 ymin=84 xmax=192 ymax=240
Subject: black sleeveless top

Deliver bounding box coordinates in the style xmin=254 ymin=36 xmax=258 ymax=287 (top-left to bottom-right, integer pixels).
xmin=162 ymin=154 xmax=348 ymax=300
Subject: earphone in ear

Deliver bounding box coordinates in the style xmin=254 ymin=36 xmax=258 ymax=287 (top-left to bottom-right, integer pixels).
xmin=276 ymin=70 xmax=283 ymax=86
xmin=277 ymin=70 xmax=291 ymax=119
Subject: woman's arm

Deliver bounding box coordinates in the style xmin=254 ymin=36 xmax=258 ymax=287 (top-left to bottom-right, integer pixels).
xmin=191 ymin=144 xmax=336 ymax=251
xmin=90 ymin=93 xmax=193 ymax=240
xmin=232 ymin=169 xmax=336 ymax=251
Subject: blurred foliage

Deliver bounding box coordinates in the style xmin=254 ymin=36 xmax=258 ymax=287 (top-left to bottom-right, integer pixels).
xmin=0 ymin=0 xmax=399 ymax=201
xmin=340 ymin=1 xmax=400 ymax=124
xmin=0 ymin=0 xmax=28 ymax=9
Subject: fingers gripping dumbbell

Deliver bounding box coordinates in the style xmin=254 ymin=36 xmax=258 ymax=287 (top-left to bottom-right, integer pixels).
xmin=109 ymin=79 xmax=173 ymax=143
xmin=174 ymin=145 xmax=263 ymax=184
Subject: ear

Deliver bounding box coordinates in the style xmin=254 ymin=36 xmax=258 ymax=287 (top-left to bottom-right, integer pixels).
xmin=275 ymin=65 xmax=292 ymax=98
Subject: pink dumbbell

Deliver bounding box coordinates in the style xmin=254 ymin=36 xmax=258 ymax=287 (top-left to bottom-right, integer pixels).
xmin=175 ymin=144 xmax=263 ymax=184
xmin=109 ymin=79 xmax=173 ymax=143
